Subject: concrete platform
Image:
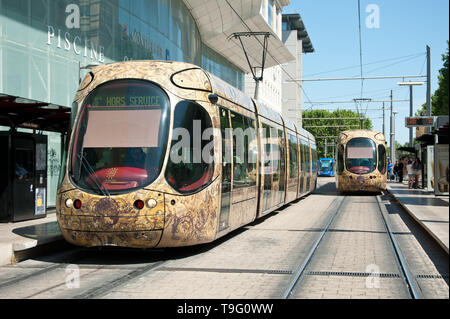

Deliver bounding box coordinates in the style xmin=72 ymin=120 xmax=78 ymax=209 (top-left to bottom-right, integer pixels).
xmin=0 ymin=210 xmax=63 ymax=265
xmin=386 ymin=181 xmax=449 ymax=254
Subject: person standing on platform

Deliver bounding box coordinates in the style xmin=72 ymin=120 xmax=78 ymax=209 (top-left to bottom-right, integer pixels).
xmin=407 ymin=160 xmax=415 ymax=189
xmin=387 ymin=159 xmax=393 ymax=180
xmin=413 ymin=158 xmax=422 ymax=189
xmin=398 ymin=158 xmax=404 ymax=183
xmin=393 ymin=160 xmax=399 ymax=181
xmin=402 ymin=157 xmax=409 ymax=184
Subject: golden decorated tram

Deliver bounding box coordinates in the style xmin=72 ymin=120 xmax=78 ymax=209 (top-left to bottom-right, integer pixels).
xmin=56 ymin=60 xmax=318 ymax=248
xmin=335 ymin=129 xmax=387 ymax=193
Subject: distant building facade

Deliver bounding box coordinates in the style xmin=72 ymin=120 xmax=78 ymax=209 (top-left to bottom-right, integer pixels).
xmin=281 ymin=13 xmax=314 ymax=128
xmin=244 ymin=0 xmax=288 ymax=113
xmin=0 ymin=0 xmax=295 ymax=208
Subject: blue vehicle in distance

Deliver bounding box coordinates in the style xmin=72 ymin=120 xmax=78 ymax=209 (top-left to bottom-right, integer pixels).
xmin=318 ymin=158 xmax=335 ymax=177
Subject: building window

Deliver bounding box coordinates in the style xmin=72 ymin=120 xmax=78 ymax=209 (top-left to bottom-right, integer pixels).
xmin=268 ymin=0 xmax=273 ymax=26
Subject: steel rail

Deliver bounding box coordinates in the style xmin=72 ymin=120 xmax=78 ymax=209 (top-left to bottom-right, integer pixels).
xmin=376 ymin=195 xmax=421 ymax=299
xmin=282 ymin=195 xmax=346 ymax=299
xmin=0 ymin=248 xmax=86 ymax=290
xmin=72 ymin=260 xmax=166 ymax=299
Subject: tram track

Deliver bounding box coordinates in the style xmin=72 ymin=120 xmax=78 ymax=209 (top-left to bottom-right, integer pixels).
xmin=72 ymin=260 xmax=166 ymax=299
xmin=0 ymin=248 xmax=87 ymax=291
xmin=282 ymin=191 xmax=431 ymax=299
xmin=376 ymin=193 xmax=421 ymax=299
xmin=0 ymin=247 xmax=172 ymax=299
xmin=282 ymin=195 xmax=346 ymax=299
xmin=0 ymin=181 xmax=446 ymax=299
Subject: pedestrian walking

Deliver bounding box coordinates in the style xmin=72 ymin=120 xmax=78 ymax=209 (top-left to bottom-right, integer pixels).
xmin=413 ymin=158 xmax=422 ymax=189
xmin=402 ymin=157 xmax=409 ymax=183
xmin=398 ymin=158 xmax=404 ymax=183
xmin=387 ymin=159 xmax=393 ymax=180
xmin=407 ymin=160 xmax=415 ymax=189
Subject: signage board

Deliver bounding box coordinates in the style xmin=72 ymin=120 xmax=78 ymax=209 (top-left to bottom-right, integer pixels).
xmin=405 ymin=117 xmax=434 ymax=128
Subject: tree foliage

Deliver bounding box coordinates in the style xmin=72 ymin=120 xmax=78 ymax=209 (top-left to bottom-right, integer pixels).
xmin=302 ymin=109 xmax=373 ymax=158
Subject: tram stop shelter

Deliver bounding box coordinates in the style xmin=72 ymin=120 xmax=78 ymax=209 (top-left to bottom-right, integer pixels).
xmin=0 ymin=94 xmax=70 ymax=222
xmin=412 ymin=116 xmax=449 ymax=195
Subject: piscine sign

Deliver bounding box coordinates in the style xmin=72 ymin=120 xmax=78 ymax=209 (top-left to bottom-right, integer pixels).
xmin=47 ymin=25 xmax=105 ymax=63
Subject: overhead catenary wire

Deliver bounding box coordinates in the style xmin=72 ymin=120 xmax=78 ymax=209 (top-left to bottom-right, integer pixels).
xmin=223 ymin=0 xmax=317 ymax=111
xmin=302 ymin=52 xmax=425 ymax=78
xmin=224 ymin=0 xmax=425 ymax=133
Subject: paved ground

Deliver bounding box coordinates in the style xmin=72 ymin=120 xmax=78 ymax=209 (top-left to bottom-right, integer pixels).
xmin=0 ymin=178 xmax=447 ymax=299
xmin=387 ymin=182 xmax=449 ymax=253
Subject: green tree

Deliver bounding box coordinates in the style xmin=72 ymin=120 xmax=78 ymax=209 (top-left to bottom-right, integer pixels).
xmin=417 ymin=41 xmax=449 ymax=116
xmin=302 ymin=109 xmax=373 ymax=158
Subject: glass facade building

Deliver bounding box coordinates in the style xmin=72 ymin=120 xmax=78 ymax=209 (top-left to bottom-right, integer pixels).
xmin=0 ymin=0 xmax=244 ymax=207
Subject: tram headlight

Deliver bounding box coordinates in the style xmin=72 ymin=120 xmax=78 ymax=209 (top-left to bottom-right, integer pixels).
xmin=146 ymin=199 xmax=157 ymax=208
xmin=65 ymin=199 xmax=73 ymax=208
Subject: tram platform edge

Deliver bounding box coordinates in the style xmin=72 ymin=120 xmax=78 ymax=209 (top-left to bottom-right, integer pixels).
xmin=385 ymin=181 xmax=449 ymax=254
xmin=0 ymin=209 xmax=65 ymax=265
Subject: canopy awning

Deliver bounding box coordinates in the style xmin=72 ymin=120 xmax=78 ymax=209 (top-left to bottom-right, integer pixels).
xmin=0 ymin=95 xmax=70 ymax=133
xmin=397 ymin=146 xmax=416 ymax=153
xmin=432 ymin=121 xmax=449 ymax=136
xmin=416 ymin=133 xmax=435 ymax=146
xmin=183 ymin=0 xmax=295 ymax=73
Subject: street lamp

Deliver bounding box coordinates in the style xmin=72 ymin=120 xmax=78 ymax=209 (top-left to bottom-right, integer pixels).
xmin=397 ymin=81 xmax=424 ymax=147
xmin=392 ymin=111 xmax=398 ymax=163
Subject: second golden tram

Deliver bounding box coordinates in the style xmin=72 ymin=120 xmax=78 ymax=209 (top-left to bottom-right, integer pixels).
xmin=335 ymin=129 xmax=387 ymax=193
xmin=56 ymin=60 xmax=318 ymax=249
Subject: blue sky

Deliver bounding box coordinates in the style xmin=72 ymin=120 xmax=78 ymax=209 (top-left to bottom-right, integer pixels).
xmin=284 ymin=0 xmax=449 ymax=145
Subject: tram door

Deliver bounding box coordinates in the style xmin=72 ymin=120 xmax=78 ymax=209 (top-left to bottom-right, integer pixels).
xmin=262 ymin=123 xmax=272 ymax=212
xmin=229 ymin=111 xmax=258 ymax=226
xmin=277 ymin=129 xmax=286 ymax=205
xmin=219 ymin=108 xmax=231 ymax=231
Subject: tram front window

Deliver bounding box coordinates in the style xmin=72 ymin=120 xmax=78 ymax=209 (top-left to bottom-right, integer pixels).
xmin=345 ymin=138 xmax=377 ymax=174
xmin=70 ymin=80 xmax=170 ymax=194
xmin=320 ymin=160 xmax=331 ymax=172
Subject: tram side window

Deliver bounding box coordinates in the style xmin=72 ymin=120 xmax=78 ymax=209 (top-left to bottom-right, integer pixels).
xmin=299 ymin=138 xmax=306 ymax=172
xmin=270 ymin=127 xmax=280 ymax=181
xmin=378 ymin=144 xmax=387 ymax=174
xmin=288 ymin=134 xmax=298 ymax=179
xmin=230 ymin=112 xmax=257 ymax=188
xmin=311 ymin=145 xmax=317 ymax=173
xmin=165 ymin=101 xmax=214 ymax=194
xmin=278 ymin=129 xmax=285 ymax=174
xmin=337 ymin=144 xmax=344 ymax=174
xmin=246 ymin=118 xmax=257 ymax=186
xmin=303 ymin=140 xmax=311 ymax=173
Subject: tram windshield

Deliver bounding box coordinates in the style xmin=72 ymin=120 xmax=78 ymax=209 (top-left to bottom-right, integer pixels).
xmin=70 ymin=80 xmax=170 ymax=194
xmin=320 ymin=159 xmax=333 ymax=171
xmin=345 ymin=138 xmax=377 ymax=174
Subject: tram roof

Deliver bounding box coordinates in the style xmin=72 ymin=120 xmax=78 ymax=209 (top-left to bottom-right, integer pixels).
xmin=283 ymin=117 xmax=297 ymax=133
xmin=253 ymin=100 xmax=283 ymax=126
xmin=207 ymin=73 xmax=255 ymax=112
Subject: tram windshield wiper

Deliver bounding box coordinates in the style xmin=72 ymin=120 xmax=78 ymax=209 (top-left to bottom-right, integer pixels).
xmin=77 ymin=151 xmax=110 ymax=197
